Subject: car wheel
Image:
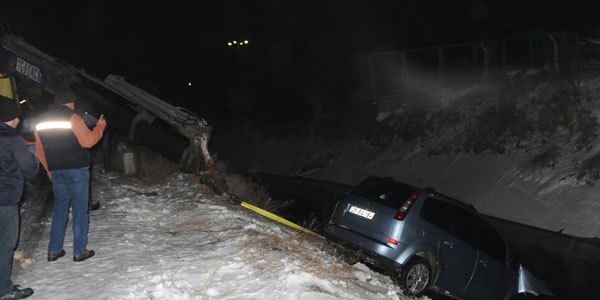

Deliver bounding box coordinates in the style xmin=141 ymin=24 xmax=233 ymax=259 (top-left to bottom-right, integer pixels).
xmin=397 ymin=257 xmax=432 ymax=296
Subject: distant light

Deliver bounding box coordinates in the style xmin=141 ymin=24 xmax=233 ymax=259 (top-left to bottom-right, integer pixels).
xmin=227 ymin=40 xmax=249 ymax=48
xmin=188 ymin=82 xmax=192 ymax=86
xmin=19 ymin=99 xmax=27 ymax=104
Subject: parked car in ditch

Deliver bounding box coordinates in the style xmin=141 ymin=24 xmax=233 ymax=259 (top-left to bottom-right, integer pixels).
xmin=323 ymin=176 xmax=553 ymax=300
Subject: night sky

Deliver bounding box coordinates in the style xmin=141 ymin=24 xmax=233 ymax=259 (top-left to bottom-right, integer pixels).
xmin=2 ymin=0 xmax=600 ymax=125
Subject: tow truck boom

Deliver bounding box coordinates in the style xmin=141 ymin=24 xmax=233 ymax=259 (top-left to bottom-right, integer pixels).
xmin=0 ymin=34 xmax=228 ymax=195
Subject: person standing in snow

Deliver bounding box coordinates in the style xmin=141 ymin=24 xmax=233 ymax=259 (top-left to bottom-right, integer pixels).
xmin=34 ymin=88 xmax=106 ymax=263
xmin=0 ymin=96 xmax=38 ymax=299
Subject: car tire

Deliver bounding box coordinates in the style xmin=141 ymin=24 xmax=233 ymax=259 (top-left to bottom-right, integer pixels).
xmin=397 ymin=257 xmax=432 ymax=297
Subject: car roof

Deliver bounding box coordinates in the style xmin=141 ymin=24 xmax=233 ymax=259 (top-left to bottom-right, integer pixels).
xmin=360 ymin=176 xmax=478 ymax=213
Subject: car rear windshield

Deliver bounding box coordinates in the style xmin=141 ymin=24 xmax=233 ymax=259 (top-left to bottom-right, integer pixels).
xmin=351 ymin=177 xmax=417 ymax=209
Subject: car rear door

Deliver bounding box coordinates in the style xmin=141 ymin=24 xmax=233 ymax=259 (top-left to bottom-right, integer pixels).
xmin=329 ymin=179 xmax=416 ymax=245
xmin=465 ymin=220 xmax=517 ymax=300
xmin=334 ymin=195 xmax=396 ymax=244
xmin=421 ymin=198 xmax=478 ymax=297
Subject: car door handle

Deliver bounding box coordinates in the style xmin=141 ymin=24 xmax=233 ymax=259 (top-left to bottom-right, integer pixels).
xmin=479 ymin=259 xmax=488 ymax=267
xmin=443 ymin=241 xmax=454 ymax=248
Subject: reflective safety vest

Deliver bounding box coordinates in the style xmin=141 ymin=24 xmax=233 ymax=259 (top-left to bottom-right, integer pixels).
xmin=35 ymin=106 xmax=91 ymax=171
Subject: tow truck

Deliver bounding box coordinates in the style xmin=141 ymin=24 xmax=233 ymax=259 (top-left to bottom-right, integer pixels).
xmin=0 ymin=32 xmax=230 ymax=196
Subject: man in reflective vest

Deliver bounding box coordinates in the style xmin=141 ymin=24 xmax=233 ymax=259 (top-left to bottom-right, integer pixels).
xmin=34 ymin=88 xmax=106 ymax=263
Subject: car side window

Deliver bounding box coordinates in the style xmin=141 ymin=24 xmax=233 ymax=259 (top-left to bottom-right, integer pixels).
xmin=473 ymin=220 xmax=507 ymax=264
xmin=421 ymin=198 xmax=475 ymax=245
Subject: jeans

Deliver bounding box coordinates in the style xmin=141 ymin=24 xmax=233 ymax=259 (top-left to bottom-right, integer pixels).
xmin=48 ymin=168 xmax=90 ymax=256
xmin=0 ymin=205 xmax=18 ymax=295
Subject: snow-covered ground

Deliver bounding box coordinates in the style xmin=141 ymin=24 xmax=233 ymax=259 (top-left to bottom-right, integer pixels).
xmin=206 ymin=73 xmax=600 ymax=299
xmin=12 ymin=169 xmax=423 ymax=300
xmin=11 ymin=70 xmax=600 ymax=300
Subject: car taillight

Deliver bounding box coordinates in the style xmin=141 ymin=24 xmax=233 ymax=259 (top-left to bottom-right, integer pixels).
xmin=394 ymin=191 xmax=420 ymax=221
xmin=388 ymin=237 xmax=399 ymax=245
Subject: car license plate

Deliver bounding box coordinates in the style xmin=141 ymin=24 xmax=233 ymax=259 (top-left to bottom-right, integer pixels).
xmin=349 ymin=205 xmax=375 ymax=220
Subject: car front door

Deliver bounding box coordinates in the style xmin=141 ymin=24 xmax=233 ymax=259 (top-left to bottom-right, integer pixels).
xmin=436 ymin=234 xmax=479 ymax=296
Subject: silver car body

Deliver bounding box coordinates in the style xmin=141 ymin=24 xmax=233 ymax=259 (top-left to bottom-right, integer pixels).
xmin=323 ymin=176 xmax=553 ymax=300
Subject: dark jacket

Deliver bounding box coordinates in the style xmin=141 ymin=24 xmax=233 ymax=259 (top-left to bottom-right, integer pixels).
xmin=0 ymin=123 xmax=39 ymax=206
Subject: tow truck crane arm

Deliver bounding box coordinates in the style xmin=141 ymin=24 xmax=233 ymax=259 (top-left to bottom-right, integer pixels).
xmin=0 ymin=34 xmax=229 ymax=195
